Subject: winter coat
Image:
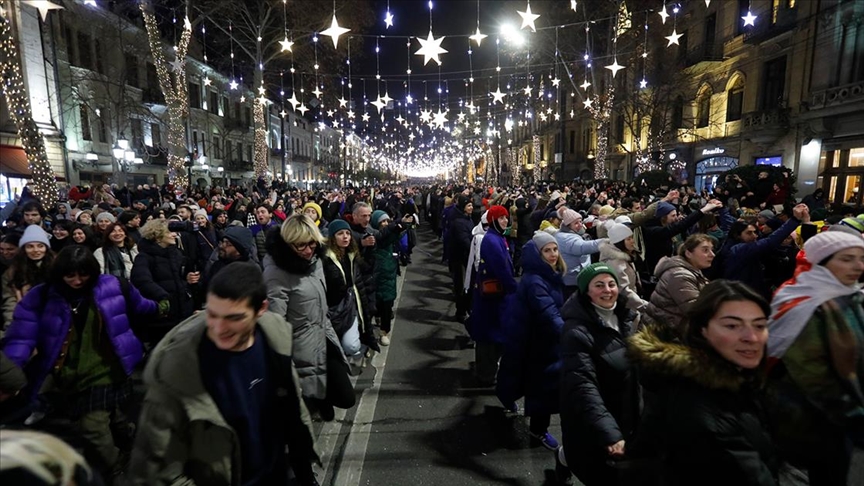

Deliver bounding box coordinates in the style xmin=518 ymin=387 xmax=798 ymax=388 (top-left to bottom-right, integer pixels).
xmin=596 ymin=202 xmax=659 ymax=239
xmin=195 ymin=227 xmax=218 ymax=271
xmin=94 ymin=246 xmax=138 ymax=278
xmin=497 ymin=241 xmax=565 ymax=415
xmin=598 ymin=241 xmax=646 ymax=311
xmin=628 ymin=326 xmax=778 ymax=486
xmin=645 ymin=256 xmax=710 ymax=337
xmin=250 ymin=220 xmax=279 ymax=265
xmin=464 ymin=221 xmax=487 ymax=292
xmin=2 ymin=275 xmax=156 ymax=400
xmin=448 ymin=211 xmax=474 ymax=266
xmin=131 ymin=238 xmax=194 ymax=328
xmin=128 ymin=312 xmax=318 ymax=486
xmin=468 ymin=230 xmax=516 ymax=343
xmin=719 ymin=217 xmax=800 ymax=300
xmin=559 ymin=292 xmax=639 ymax=480
xmin=322 ymin=249 xmax=373 ymax=340
xmin=370 ymin=219 xmax=403 ymax=303
xmin=350 ymin=222 xmax=379 ymax=318
xmin=554 ymin=227 xmax=604 ymax=286
xmin=643 ymin=209 xmax=704 ymax=275
xmin=262 ymin=230 xmax=343 ymax=399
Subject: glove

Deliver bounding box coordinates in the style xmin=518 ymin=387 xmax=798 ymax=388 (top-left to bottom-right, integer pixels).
xmin=157 ymin=299 xmax=171 ymax=318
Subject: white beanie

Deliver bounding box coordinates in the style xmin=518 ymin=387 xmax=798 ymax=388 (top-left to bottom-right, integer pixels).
xmin=607 ymin=222 xmax=633 ymax=244
xmin=19 ymin=225 xmax=51 ymax=248
xmin=614 ymin=215 xmax=632 ymax=225
xmin=804 ymin=231 xmax=864 ymax=266
xmin=195 ymin=209 xmax=208 ymax=219
xmin=532 ymin=230 xmax=557 ymax=250
xmin=561 ymin=209 xmax=582 ymax=227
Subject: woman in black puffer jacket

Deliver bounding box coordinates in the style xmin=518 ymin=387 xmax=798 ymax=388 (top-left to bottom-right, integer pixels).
xmin=131 ymin=219 xmax=195 ymax=344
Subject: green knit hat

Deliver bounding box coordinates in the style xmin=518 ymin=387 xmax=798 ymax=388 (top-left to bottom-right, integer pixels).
xmin=577 ymin=262 xmax=619 ymax=295
xmin=371 ymin=210 xmax=391 ymax=229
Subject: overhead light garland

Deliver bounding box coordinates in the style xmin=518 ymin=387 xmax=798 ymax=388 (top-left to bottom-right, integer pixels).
xmin=321 ymin=1 xmax=350 ymax=49
xmin=0 ymin=8 xmax=58 ymax=201
xmin=518 ymin=1 xmax=540 ymax=32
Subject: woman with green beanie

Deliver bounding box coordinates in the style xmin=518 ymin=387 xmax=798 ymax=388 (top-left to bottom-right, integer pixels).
xmin=558 ymin=262 xmax=639 ymax=486
xmin=370 ymin=210 xmax=404 ymax=346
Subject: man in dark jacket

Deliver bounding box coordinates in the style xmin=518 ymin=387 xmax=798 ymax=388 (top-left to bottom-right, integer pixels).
xmin=448 ymin=196 xmax=475 ymax=322
xmin=205 ymin=225 xmax=255 ymax=284
xmin=643 ymin=200 xmax=720 ymax=275
xmin=129 ymin=263 xmax=319 ymax=486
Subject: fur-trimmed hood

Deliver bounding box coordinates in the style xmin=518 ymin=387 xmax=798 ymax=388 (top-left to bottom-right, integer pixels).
xmin=628 ymin=325 xmax=762 ymax=393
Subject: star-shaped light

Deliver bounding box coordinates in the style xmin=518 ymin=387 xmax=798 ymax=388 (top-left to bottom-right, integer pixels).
xmin=297 ymin=104 xmax=309 ymax=116
xmin=419 ymin=109 xmax=433 ymax=123
xmin=456 ymin=113 xmax=466 ymax=122
xmin=523 ymin=85 xmax=533 ymax=97
xmin=338 ymin=96 xmax=348 ymax=108
xmin=551 ymin=77 xmax=561 ymax=87
xmin=583 ymin=97 xmax=594 ymax=109
xmin=347 ymin=109 xmax=355 ymax=119
xmin=396 ymin=115 xmax=406 ymax=124
xmin=580 ymin=80 xmax=591 ymax=91
xmin=518 ymin=3 xmax=540 ymax=32
xmin=287 ymin=93 xmax=300 ymax=109
xmin=279 ymin=109 xmax=287 ymax=118
xmin=571 ymin=0 xmax=577 ymax=11
xmin=474 ymin=127 xmax=482 ymax=135
xmin=362 ymin=112 xmax=370 ymax=122
xmin=408 ymin=132 xmax=416 ymax=141
xmin=258 ymin=85 xmax=266 ymax=95
xmin=658 ymin=4 xmax=670 ymax=24
xmin=384 ymin=10 xmax=394 ymax=28
xmin=415 ymin=30 xmax=448 ymax=66
xmin=84 ymin=0 xmax=97 ymax=6
xmin=258 ymin=95 xmax=269 ymax=105
xmin=605 ymin=58 xmax=624 ymax=78
xmin=406 ymin=94 xmax=414 ymax=104
xmin=381 ymin=92 xmax=393 ymax=105
xmin=326 ymin=110 xmax=334 ymax=118
xmin=469 ymin=27 xmax=488 ymax=46
xmin=169 ymin=58 xmax=185 ymax=72
xmin=665 ymin=29 xmax=683 ymax=46
xmin=240 ymin=95 xmax=246 ymax=103
xmin=321 ymin=14 xmax=350 ymax=49
xmin=279 ymin=36 xmax=294 ymax=52
xmin=229 ymin=79 xmax=239 ymax=90
xmin=203 ymin=77 xmax=212 ymax=87
xmin=432 ymin=109 xmax=449 ymax=129
xmin=639 ymin=78 xmax=648 ymax=89
xmin=371 ymin=97 xmax=387 ymax=113
xmin=312 ymin=86 xmax=322 ymax=98
xmin=491 ymin=88 xmax=506 ymax=104
xmin=540 ymin=113 xmax=548 ymax=122
xmin=554 ymin=113 xmax=561 ymax=121
xmin=742 ymin=10 xmax=757 ymax=27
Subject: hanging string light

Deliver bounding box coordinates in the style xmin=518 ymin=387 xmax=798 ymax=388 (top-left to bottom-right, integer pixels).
xmin=415 ymin=1 xmax=447 ymax=66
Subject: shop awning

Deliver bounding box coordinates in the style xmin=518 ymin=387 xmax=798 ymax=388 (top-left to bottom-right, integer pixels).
xmin=0 ymin=145 xmax=30 ymax=177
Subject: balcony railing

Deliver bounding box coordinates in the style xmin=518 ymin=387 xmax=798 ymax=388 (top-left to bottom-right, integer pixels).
xmin=744 ymin=8 xmax=797 ymax=44
xmin=685 ymin=42 xmax=724 ymax=66
xmin=809 ymin=81 xmax=864 ymax=111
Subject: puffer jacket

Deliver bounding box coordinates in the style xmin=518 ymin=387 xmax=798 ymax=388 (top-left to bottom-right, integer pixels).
xmin=598 ymin=241 xmax=646 ymax=311
xmin=128 ymin=312 xmax=318 ymax=486
xmin=131 ymin=238 xmax=194 ymax=327
xmin=2 ymin=275 xmax=156 ymax=400
xmin=559 ymin=292 xmax=639 ymax=477
xmin=468 ymin=229 xmax=517 ymax=343
xmin=554 ymin=227 xmax=604 ymax=286
xmin=628 ymin=326 xmax=778 ymax=486
xmin=497 ymin=240 xmax=565 ymax=415
xmin=263 ymin=230 xmax=344 ymax=399
xmin=645 ymin=256 xmax=709 ymax=337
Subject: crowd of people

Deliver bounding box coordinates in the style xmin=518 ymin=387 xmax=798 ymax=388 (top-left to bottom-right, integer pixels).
xmin=0 ymin=181 xmax=417 ymax=485
xmin=435 ymin=174 xmax=861 ymax=486
xmin=0 ymin=172 xmax=860 ymax=486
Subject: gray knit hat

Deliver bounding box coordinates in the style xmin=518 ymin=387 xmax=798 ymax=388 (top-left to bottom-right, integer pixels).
xmin=532 ymin=230 xmax=557 ymax=250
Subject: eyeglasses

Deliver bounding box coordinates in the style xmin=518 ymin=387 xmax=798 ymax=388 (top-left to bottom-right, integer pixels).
xmin=292 ymin=241 xmax=318 ymax=251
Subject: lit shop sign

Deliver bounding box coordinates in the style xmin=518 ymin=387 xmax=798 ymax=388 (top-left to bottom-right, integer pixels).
xmin=702 ymin=147 xmax=726 ymax=155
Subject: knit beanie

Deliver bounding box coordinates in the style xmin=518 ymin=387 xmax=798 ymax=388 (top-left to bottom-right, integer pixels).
xmin=543 ymin=207 xmax=560 ymax=221
xmin=532 ymin=230 xmax=557 ymax=251
xmin=599 ymin=205 xmax=615 ymax=217
xmin=656 ymin=202 xmax=676 ymax=220
xmin=456 ymin=195 xmax=471 ymax=213
xmin=194 ymin=209 xmax=208 ymax=220
xmin=222 ymin=226 xmax=254 ymax=258
xmin=561 ymin=209 xmax=582 ymax=227
xmin=804 ymin=231 xmax=864 ymax=266
xmin=838 ymin=217 xmax=864 ymax=233
xmin=614 ymin=215 xmax=632 ymax=225
xmin=487 ymin=205 xmax=508 ymax=222
xmin=577 ymin=262 xmax=619 ymax=295
xmin=95 ymin=212 xmax=116 ymax=224
xmin=607 ymin=222 xmax=633 ymax=244
xmin=371 ymin=210 xmax=391 ymax=229
xmin=302 ymin=202 xmax=323 ymax=220
xmin=19 ymin=225 xmax=51 ymax=248
xmin=758 ymin=209 xmax=775 ymax=221
xmin=329 ymin=218 xmax=351 ymax=235
xmin=76 ymin=209 xmax=92 ymax=222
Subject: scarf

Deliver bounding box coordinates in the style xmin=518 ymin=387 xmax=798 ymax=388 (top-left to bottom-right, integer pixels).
xmin=103 ymin=245 xmax=128 ymax=279
xmin=768 ymin=264 xmax=863 ymax=358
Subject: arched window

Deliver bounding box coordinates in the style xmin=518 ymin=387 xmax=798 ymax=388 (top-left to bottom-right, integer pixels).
xmin=726 ymin=75 xmax=745 ymax=122
xmin=697 ymin=86 xmax=712 ymax=128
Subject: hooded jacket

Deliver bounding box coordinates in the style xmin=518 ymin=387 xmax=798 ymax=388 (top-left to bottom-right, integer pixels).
xmin=628 ymin=326 xmax=778 ymax=486
xmin=262 ymin=229 xmax=343 ymax=399
xmin=598 ymin=241 xmax=646 ymax=311
xmin=468 ymin=228 xmax=517 ymax=343
xmin=131 ymin=238 xmax=194 ymax=329
xmin=464 ymin=219 xmax=488 ymax=292
xmin=128 ymin=312 xmax=318 ymax=486
xmin=645 ymin=256 xmax=710 ymax=337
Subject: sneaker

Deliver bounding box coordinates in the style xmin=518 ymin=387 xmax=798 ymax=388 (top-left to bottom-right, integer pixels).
xmin=554 ymin=447 xmax=573 ymax=485
xmin=380 ymin=333 xmax=390 ymax=346
xmin=530 ymin=431 xmax=560 ymax=451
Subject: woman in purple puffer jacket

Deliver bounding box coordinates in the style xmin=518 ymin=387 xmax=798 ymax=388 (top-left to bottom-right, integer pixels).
xmin=2 ymin=245 xmax=157 ymax=476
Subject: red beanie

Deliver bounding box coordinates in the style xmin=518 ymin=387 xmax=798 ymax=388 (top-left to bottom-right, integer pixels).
xmin=487 ymin=205 xmax=508 ymax=222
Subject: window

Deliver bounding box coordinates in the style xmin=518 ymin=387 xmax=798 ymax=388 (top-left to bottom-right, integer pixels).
xmin=64 ymin=27 xmax=77 ymax=66
xmin=236 ymin=142 xmax=243 ymax=161
xmin=225 ymin=140 xmax=232 ymax=160
xmin=150 ymin=122 xmax=161 ymax=147
xmin=209 ymin=91 xmax=219 ymax=115
xmin=146 ymin=63 xmax=159 ymax=90
xmin=77 ymin=32 xmax=93 ymax=70
xmin=125 ymin=53 xmax=139 ymax=88
xmin=677 ymin=30 xmax=689 ymax=65
xmin=726 ymin=80 xmax=744 ymax=122
xmin=671 ymin=96 xmax=684 ymax=130
xmin=79 ymin=104 xmax=91 ymax=141
xmin=96 ymin=109 xmax=107 ymax=143
xmin=736 ymin=0 xmax=750 ymax=36
xmin=188 ymin=83 xmax=201 ymax=109
xmin=614 ymin=114 xmax=625 ymax=143
xmin=569 ymin=130 xmax=575 ymax=154
xmin=131 ymin=119 xmax=143 ymax=149
xmin=762 ymin=56 xmax=787 ymax=108
xmin=213 ymin=136 xmax=221 ymax=158
xmin=192 ymin=131 xmax=198 ymax=154
xmin=247 ymin=145 xmax=253 ymax=162
xmin=221 ymin=96 xmax=228 ymax=116
xmin=244 ymin=107 xmax=251 ymax=126
xmin=234 ymin=102 xmax=241 ymax=121
xmin=697 ymin=93 xmax=711 ymax=128
xmin=94 ymin=40 xmax=104 ymax=74
xmin=704 ymin=14 xmax=717 ymax=51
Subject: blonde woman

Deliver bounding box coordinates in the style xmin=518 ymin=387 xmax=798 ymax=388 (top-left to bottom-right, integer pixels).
xmin=262 ymin=214 xmax=354 ymax=421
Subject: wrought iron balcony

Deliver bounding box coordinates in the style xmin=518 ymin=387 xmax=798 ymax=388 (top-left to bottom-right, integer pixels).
xmin=744 ymin=8 xmax=797 ymax=44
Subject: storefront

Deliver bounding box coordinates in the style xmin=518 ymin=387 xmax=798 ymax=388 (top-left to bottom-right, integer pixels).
xmin=695 ymin=156 xmax=739 ymax=193
xmin=817 ymin=145 xmax=864 ymax=206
